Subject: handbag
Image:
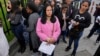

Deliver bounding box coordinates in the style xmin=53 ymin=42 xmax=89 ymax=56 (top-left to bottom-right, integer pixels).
xmin=69 ymin=28 xmax=80 ymax=38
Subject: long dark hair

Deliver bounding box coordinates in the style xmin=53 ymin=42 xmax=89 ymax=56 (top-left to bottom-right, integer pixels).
xmin=80 ymin=0 xmax=91 ymax=11
xmin=26 ymin=2 xmax=38 ymax=13
xmin=41 ymin=4 xmax=56 ymax=24
xmin=10 ymin=0 xmax=21 ymax=13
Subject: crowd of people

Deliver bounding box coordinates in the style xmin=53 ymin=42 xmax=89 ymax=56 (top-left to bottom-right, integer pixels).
xmin=0 ymin=0 xmax=100 ymax=56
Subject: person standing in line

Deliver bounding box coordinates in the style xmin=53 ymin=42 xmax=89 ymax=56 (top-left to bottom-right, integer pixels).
xmin=50 ymin=0 xmax=61 ymax=44
xmin=93 ymin=3 xmax=100 ymax=35
xmin=84 ymin=16 xmax=100 ymax=45
xmin=50 ymin=0 xmax=60 ymax=18
xmin=33 ymin=0 xmax=44 ymax=16
xmin=7 ymin=0 xmax=26 ymax=53
xmin=36 ymin=4 xmax=61 ymax=56
xmin=58 ymin=4 xmax=68 ymax=43
xmin=84 ymin=5 xmax=100 ymax=42
xmin=65 ymin=1 xmax=91 ymax=56
xmin=0 ymin=19 xmax=9 ymax=56
xmin=65 ymin=0 xmax=75 ymax=17
xmin=63 ymin=0 xmax=75 ymax=38
xmin=25 ymin=2 xmax=40 ymax=56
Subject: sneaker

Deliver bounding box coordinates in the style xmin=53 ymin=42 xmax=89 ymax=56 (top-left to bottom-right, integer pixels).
xmin=94 ymin=41 xmax=99 ymax=45
xmin=65 ymin=47 xmax=71 ymax=51
xmin=83 ymin=36 xmax=89 ymax=39
xmin=18 ymin=48 xmax=21 ymax=53
xmin=63 ymin=40 xmax=67 ymax=43
xmin=94 ymin=32 xmax=99 ymax=35
xmin=71 ymin=51 xmax=76 ymax=56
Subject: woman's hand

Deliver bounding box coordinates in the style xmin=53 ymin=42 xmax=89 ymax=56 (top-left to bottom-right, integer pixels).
xmin=71 ymin=20 xmax=79 ymax=26
xmin=46 ymin=38 xmax=51 ymax=44
xmin=49 ymin=38 xmax=55 ymax=44
xmin=73 ymin=22 xmax=79 ymax=26
xmin=46 ymin=38 xmax=55 ymax=44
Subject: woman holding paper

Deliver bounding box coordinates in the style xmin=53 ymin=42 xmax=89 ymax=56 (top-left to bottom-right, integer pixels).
xmin=7 ymin=0 xmax=26 ymax=53
xmin=36 ymin=4 xmax=61 ymax=56
xmin=65 ymin=1 xmax=91 ymax=56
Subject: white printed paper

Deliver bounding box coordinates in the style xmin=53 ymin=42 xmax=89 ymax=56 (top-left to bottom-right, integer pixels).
xmin=68 ymin=24 xmax=73 ymax=30
xmin=38 ymin=41 xmax=56 ymax=55
xmin=96 ymin=16 xmax=100 ymax=23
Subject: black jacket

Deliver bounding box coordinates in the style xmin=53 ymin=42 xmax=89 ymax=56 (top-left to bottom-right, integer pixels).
xmin=94 ymin=7 xmax=100 ymax=17
xmin=66 ymin=3 xmax=75 ymax=18
xmin=69 ymin=10 xmax=91 ymax=31
xmin=22 ymin=8 xmax=30 ymax=27
xmin=53 ymin=5 xmax=61 ymax=18
xmin=58 ymin=10 xmax=70 ymax=29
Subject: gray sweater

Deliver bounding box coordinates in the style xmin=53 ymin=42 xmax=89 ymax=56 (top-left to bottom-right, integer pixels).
xmin=7 ymin=11 xmax=22 ymax=25
xmin=11 ymin=14 xmax=21 ymax=24
xmin=26 ymin=13 xmax=40 ymax=48
xmin=26 ymin=13 xmax=39 ymax=32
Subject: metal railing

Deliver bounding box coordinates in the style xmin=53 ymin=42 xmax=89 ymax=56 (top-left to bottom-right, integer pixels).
xmin=0 ymin=1 xmax=13 ymax=42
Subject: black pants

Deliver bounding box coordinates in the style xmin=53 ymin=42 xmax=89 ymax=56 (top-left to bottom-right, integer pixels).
xmin=94 ymin=45 xmax=100 ymax=56
xmin=96 ymin=34 xmax=100 ymax=42
xmin=87 ymin=23 xmax=100 ymax=38
xmin=11 ymin=24 xmax=26 ymax=49
xmin=29 ymin=33 xmax=38 ymax=52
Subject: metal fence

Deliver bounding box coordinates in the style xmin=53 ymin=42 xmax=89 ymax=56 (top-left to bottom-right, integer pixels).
xmin=0 ymin=1 xmax=13 ymax=42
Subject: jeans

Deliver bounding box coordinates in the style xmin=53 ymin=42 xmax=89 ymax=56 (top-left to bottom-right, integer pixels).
xmin=21 ymin=16 xmax=29 ymax=44
xmin=96 ymin=34 xmax=100 ymax=42
xmin=56 ymin=30 xmax=67 ymax=44
xmin=97 ymin=28 xmax=100 ymax=33
xmin=62 ymin=30 xmax=67 ymax=41
xmin=11 ymin=24 xmax=26 ymax=48
xmin=68 ymin=31 xmax=83 ymax=54
xmin=23 ymin=25 xmax=29 ymax=44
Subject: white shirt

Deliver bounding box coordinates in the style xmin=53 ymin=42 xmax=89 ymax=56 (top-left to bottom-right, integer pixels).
xmin=62 ymin=13 xmax=67 ymax=31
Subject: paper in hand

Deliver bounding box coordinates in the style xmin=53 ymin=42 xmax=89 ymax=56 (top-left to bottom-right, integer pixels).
xmin=38 ymin=41 xmax=56 ymax=55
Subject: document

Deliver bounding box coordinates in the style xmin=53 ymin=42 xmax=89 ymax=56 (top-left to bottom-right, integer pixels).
xmin=68 ymin=24 xmax=73 ymax=30
xmin=38 ymin=41 xmax=56 ymax=55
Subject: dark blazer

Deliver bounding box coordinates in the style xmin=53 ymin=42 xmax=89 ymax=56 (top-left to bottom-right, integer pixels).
xmin=70 ymin=10 xmax=91 ymax=31
xmin=58 ymin=10 xmax=70 ymax=30
xmin=67 ymin=4 xmax=75 ymax=18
